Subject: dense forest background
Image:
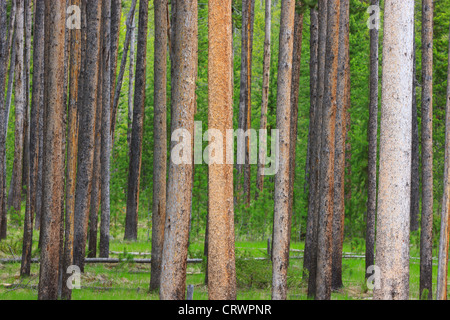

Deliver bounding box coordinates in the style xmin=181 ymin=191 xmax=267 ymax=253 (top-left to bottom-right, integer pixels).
xmin=3 ymin=0 xmax=450 ymax=253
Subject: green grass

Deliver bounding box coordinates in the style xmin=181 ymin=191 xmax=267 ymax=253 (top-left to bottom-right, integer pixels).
xmin=0 ymin=224 xmax=448 ymax=300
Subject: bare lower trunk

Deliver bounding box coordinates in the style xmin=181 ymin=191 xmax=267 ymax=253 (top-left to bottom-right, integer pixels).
xmin=436 ymin=19 xmax=450 ymax=301
xmin=73 ymin=0 xmax=102 ymax=273
xmin=124 ymin=0 xmax=149 ymax=241
xmin=374 ymin=0 xmax=414 ymax=300
xmin=150 ymin=0 xmax=168 ymax=292
xmin=365 ymin=0 xmax=379 ymax=280
xmin=315 ymin=0 xmax=340 ymax=301
xmin=207 ymin=0 xmax=236 ymax=300
xmin=160 ymin=0 xmax=197 ymax=300
xmin=419 ymin=0 xmax=434 ymax=301
xmin=37 ymin=0 xmax=66 ymax=300
xmin=271 ymin=0 xmax=296 ymax=301
xmin=331 ymin=0 xmax=349 ymax=291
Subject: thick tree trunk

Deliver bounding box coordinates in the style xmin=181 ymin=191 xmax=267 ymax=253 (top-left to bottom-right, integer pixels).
xmin=73 ymin=0 xmax=102 ymax=273
xmin=150 ymin=0 xmax=168 ymax=292
xmin=124 ymin=0 xmax=149 ymax=241
xmin=374 ymin=0 xmax=414 ymax=300
xmin=271 ymin=0 xmax=296 ymax=301
xmin=61 ymin=0 xmax=83 ymax=301
xmin=207 ymin=0 xmax=236 ymax=300
xmin=37 ymin=0 xmax=66 ymax=300
xmin=419 ymin=0 xmax=434 ymax=301
xmin=331 ymin=0 xmax=349 ymax=291
xmin=160 ymin=0 xmax=197 ymax=300
xmin=303 ymin=6 xmax=318 ymax=279
xmin=315 ymin=0 xmax=340 ymax=301
xmin=306 ymin=0 xmax=327 ymax=298
xmin=256 ymin=0 xmax=271 ymax=199
xmin=365 ymin=0 xmax=379 ymax=280
xmin=99 ymin=0 xmax=112 ymax=259
xmin=436 ymin=19 xmax=450 ymax=300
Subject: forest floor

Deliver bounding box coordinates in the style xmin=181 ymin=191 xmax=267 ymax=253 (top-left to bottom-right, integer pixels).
xmin=0 ymin=225 xmax=445 ymax=300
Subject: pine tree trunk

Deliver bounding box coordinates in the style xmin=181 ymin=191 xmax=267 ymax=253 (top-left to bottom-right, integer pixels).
xmin=124 ymin=0 xmax=149 ymax=241
xmin=127 ymin=14 xmax=135 ymax=150
xmin=73 ymin=0 xmax=102 ymax=273
xmin=37 ymin=0 xmax=66 ymax=300
xmin=315 ymin=0 xmax=340 ymax=301
xmin=306 ymin=0 xmax=327 ymax=298
xmin=207 ymin=0 xmax=236 ymax=300
xmin=150 ymin=0 xmax=168 ymax=292
xmin=271 ymin=0 xmax=296 ymax=301
xmin=61 ymin=0 xmax=83 ymax=300
xmin=331 ymin=0 xmax=349 ymax=291
xmin=99 ymin=0 xmax=111 ymax=259
xmin=256 ymin=0 xmax=271 ymax=199
xmin=374 ymin=0 xmax=414 ymax=300
xmin=110 ymin=0 xmax=122 ymax=105
xmin=303 ymin=5 xmax=318 ymax=279
xmin=10 ymin=0 xmax=25 ymax=216
xmin=160 ymin=0 xmax=197 ymax=300
xmin=436 ymin=19 xmax=450 ymax=300
xmin=365 ymin=0 xmax=379 ymax=280
xmin=419 ymin=0 xmax=434 ymax=301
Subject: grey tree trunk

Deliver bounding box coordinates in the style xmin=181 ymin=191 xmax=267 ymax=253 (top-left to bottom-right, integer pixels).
xmin=365 ymin=0 xmax=379 ymax=280
xmin=110 ymin=0 xmax=122 ymax=105
xmin=306 ymin=0 xmax=327 ymax=298
xmin=207 ymin=0 xmax=236 ymax=300
xmin=436 ymin=19 xmax=450 ymax=300
xmin=315 ymin=0 xmax=340 ymax=301
xmin=124 ymin=0 xmax=149 ymax=241
xmin=160 ymin=0 xmax=197 ymax=300
xmin=256 ymin=0 xmax=271 ymax=199
xmin=271 ymin=0 xmax=296 ymax=301
xmin=73 ymin=0 xmax=102 ymax=273
xmin=127 ymin=14 xmax=135 ymax=150
xmin=419 ymin=0 xmax=434 ymax=301
xmin=37 ymin=0 xmax=66 ymax=300
xmin=10 ymin=0 xmax=25 ymax=216
xmin=150 ymin=0 xmax=168 ymax=292
xmin=374 ymin=0 xmax=414 ymax=301
xmin=99 ymin=0 xmax=112 ymax=259
xmin=303 ymin=5 xmax=318 ymax=279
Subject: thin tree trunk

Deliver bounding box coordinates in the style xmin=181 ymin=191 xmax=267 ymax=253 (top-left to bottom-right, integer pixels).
xmin=306 ymin=0 xmax=327 ymax=298
xmin=61 ymin=0 xmax=83 ymax=301
xmin=271 ymin=0 xmax=296 ymax=301
xmin=99 ymin=0 xmax=112 ymax=259
xmin=73 ymin=0 xmax=102 ymax=273
xmin=10 ymin=0 xmax=25 ymax=216
xmin=374 ymin=0 xmax=414 ymax=300
xmin=21 ymin=0 xmax=45 ymax=277
xmin=150 ymin=0 xmax=168 ymax=292
xmin=207 ymin=0 xmax=236 ymax=300
xmin=365 ymin=0 xmax=379 ymax=280
xmin=160 ymin=0 xmax=197 ymax=300
xmin=436 ymin=19 xmax=450 ymax=300
xmin=110 ymin=0 xmax=122 ymax=105
xmin=127 ymin=14 xmax=135 ymax=150
xmin=37 ymin=0 xmax=66 ymax=300
xmin=124 ymin=0 xmax=149 ymax=241
xmin=288 ymin=2 xmax=303 ymax=240
xmin=315 ymin=0 xmax=340 ymax=301
xmin=303 ymin=5 xmax=318 ymax=279
xmin=331 ymin=0 xmax=349 ymax=291
xmin=419 ymin=0 xmax=434 ymax=301
xmin=410 ymin=26 xmax=420 ymax=232
xmin=111 ymin=0 xmax=138 ymax=148
xmin=256 ymin=0 xmax=271 ymax=199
